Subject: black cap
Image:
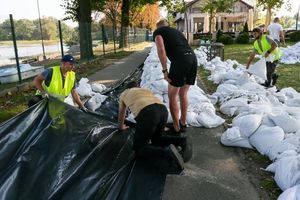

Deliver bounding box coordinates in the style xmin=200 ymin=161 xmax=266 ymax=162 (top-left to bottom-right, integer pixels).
xmin=61 ymin=54 xmax=75 ymax=64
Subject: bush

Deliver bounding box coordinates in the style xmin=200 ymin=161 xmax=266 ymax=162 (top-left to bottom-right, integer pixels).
xmin=216 ymin=29 xmax=223 ymax=41
xmin=242 ymin=22 xmax=249 ymax=33
xmin=236 ymin=32 xmax=249 ymax=44
xmin=289 ymin=31 xmax=300 ymax=42
xmin=218 ymin=35 xmax=234 ymax=44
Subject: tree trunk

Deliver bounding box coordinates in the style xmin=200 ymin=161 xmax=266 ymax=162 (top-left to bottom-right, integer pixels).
xmin=78 ymin=0 xmax=93 ymax=60
xmin=264 ymin=7 xmax=272 ymax=32
xmin=119 ymin=0 xmax=130 ymax=48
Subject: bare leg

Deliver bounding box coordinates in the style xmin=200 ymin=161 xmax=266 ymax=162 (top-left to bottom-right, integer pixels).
xmin=179 ymin=84 xmax=190 ymax=125
xmin=168 ymin=84 xmax=180 ymax=132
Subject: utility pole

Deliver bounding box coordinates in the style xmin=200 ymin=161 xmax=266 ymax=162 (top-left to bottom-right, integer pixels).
xmin=37 ymin=0 xmax=46 ymax=60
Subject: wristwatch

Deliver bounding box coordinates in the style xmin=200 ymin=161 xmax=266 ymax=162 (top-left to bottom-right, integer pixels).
xmin=162 ymin=69 xmax=168 ymax=73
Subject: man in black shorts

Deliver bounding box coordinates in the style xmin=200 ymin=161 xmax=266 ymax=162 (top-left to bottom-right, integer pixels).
xmin=153 ymin=19 xmax=198 ymax=133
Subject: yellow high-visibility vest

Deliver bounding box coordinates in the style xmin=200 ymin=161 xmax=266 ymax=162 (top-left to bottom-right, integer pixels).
xmin=254 ymin=35 xmax=282 ymax=61
xmin=36 ymin=66 xmax=75 ymax=101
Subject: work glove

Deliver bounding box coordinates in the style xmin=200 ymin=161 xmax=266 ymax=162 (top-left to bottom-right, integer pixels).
xmin=80 ymin=106 xmax=88 ymax=112
xmin=41 ymin=91 xmax=49 ymax=99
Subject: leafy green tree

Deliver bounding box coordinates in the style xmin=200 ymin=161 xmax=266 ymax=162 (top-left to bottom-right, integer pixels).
xmin=14 ymin=19 xmax=36 ymax=40
xmin=257 ymin=0 xmax=290 ymax=30
xmin=0 ymin=20 xmax=12 ymax=40
xmin=62 ymin=0 xmax=106 ymax=59
xmin=242 ymin=21 xmax=249 ymax=33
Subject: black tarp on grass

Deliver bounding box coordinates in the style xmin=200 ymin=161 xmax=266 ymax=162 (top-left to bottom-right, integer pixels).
xmin=0 ymin=65 xmax=167 ymax=200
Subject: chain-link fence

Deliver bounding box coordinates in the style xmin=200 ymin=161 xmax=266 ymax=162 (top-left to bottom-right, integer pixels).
xmin=91 ymin=24 xmax=150 ymax=56
xmin=0 ymin=14 xmax=151 ymax=68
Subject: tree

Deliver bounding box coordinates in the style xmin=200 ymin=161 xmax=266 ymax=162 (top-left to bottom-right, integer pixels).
xmin=132 ymin=3 xmax=160 ymax=29
xmin=62 ymin=0 xmax=106 ymax=60
xmin=257 ymin=0 xmax=290 ymax=30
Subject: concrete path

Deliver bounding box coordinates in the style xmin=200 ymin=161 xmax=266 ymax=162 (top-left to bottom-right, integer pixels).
xmin=88 ymin=46 xmax=264 ymax=200
xmin=88 ymin=46 xmax=151 ymax=85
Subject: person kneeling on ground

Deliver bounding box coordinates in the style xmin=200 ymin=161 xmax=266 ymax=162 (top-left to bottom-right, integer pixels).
xmin=28 ymin=54 xmax=86 ymax=111
xmin=118 ymin=81 xmax=184 ymax=173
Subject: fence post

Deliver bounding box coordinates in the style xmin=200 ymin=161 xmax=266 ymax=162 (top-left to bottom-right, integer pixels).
xmin=9 ymin=14 xmax=22 ymax=84
xmin=58 ymin=20 xmax=64 ymax=58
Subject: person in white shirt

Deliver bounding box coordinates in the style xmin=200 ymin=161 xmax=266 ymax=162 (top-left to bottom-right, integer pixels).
xmin=267 ymin=17 xmax=286 ymax=46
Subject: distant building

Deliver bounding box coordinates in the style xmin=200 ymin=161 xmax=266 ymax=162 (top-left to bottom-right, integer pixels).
xmin=174 ymin=0 xmax=254 ymax=42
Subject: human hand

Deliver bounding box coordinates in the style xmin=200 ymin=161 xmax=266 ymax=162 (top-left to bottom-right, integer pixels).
xmin=163 ymin=72 xmax=171 ymax=83
xmin=119 ymin=124 xmax=129 ymax=130
xmin=80 ymin=106 xmax=88 ymax=112
xmin=264 ymin=52 xmax=270 ymax=58
xmin=41 ymin=91 xmax=49 ymax=99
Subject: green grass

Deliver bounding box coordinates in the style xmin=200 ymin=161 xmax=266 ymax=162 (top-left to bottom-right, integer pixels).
xmin=224 ymin=43 xmax=253 ymax=64
xmin=0 ymin=40 xmax=58 ymax=46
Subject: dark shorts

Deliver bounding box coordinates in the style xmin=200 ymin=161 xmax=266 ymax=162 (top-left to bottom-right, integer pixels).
xmin=168 ymin=51 xmax=198 ymax=87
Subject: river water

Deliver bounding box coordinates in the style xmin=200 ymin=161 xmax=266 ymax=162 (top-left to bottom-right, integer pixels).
xmin=0 ymin=43 xmax=69 ymax=66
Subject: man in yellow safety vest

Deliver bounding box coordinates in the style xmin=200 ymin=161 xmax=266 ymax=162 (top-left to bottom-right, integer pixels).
xmin=29 ymin=54 xmax=86 ymax=111
xmin=246 ymin=27 xmax=282 ymax=87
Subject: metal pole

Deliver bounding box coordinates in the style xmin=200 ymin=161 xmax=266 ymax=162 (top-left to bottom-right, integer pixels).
xmin=37 ymin=0 xmax=46 ymax=59
xmin=9 ymin=14 xmax=22 ymax=84
xmin=58 ymin=20 xmax=64 ymax=58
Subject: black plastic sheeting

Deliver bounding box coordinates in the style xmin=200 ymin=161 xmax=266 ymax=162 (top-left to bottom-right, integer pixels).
xmin=0 ymin=65 xmax=167 ymax=200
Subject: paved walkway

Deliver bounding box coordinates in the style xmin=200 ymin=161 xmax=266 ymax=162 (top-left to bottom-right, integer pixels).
xmin=88 ymin=46 xmax=266 ymax=200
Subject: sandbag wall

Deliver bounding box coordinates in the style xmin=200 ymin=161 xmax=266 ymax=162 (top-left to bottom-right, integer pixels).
xmin=197 ymin=45 xmax=300 ymax=199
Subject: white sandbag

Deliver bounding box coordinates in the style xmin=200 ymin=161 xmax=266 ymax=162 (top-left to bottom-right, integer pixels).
xmin=220 ymin=97 xmax=248 ymax=116
xmin=267 ymin=140 xmax=298 ymax=161
xmin=85 ymin=93 xmax=107 ymax=111
xmin=186 ymin=111 xmax=202 ymax=127
xmin=64 ymin=94 xmax=75 ymax=106
xmin=196 ymin=109 xmax=225 ymax=128
xmin=249 ymin=125 xmax=285 ymax=155
xmin=269 ymin=112 xmax=300 ymax=133
xmin=76 ymin=78 xmax=95 ymax=97
xmin=274 ymin=155 xmax=300 ymax=191
xmin=232 ymin=114 xmax=263 ymax=138
xmin=91 ymin=83 xmax=106 ymax=93
xmin=278 ymin=184 xmax=300 ymax=200
xmin=220 ymin=127 xmax=253 ymax=149
xmin=247 ymin=58 xmax=267 ymax=80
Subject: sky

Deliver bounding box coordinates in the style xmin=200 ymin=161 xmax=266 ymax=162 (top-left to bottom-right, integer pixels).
xmin=0 ymin=0 xmax=299 ymax=26
xmin=0 ymin=0 xmax=77 ymax=27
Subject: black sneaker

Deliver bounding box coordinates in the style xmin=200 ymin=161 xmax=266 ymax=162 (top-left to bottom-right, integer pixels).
xmin=179 ymin=120 xmax=187 ymax=132
xmin=165 ymin=144 xmax=184 ymax=172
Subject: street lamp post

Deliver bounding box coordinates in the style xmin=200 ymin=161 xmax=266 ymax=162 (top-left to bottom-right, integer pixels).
xmin=37 ymin=0 xmax=46 ymax=60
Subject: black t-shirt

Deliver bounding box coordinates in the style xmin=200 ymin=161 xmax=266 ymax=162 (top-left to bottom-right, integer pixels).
xmin=153 ymin=26 xmax=192 ymax=61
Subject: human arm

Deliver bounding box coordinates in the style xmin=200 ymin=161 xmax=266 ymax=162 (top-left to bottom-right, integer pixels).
xmin=280 ymin=30 xmax=286 ymax=46
xmin=246 ymin=52 xmax=256 ymax=69
xmin=155 ymin=35 xmax=171 ymax=83
xmin=264 ymin=38 xmax=278 ymax=58
xmin=118 ymin=101 xmax=129 ymax=130
xmin=34 ymin=73 xmax=46 ymax=93
xmin=71 ymin=89 xmax=85 ymax=110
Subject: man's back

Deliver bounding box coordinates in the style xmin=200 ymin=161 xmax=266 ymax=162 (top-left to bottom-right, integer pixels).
xmin=268 ymin=23 xmax=283 ymax=41
xmin=153 ymin=26 xmax=192 ymax=61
